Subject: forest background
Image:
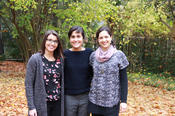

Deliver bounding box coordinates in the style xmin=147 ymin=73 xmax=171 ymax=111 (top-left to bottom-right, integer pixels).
xmin=0 ymin=0 xmax=175 ymax=76
xmin=0 ymin=0 xmax=175 ymax=115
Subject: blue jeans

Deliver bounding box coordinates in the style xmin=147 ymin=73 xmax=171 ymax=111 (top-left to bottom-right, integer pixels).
xmin=65 ymin=92 xmax=89 ymax=116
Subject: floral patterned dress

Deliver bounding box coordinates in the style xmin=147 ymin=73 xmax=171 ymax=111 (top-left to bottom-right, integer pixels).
xmin=42 ymin=56 xmax=62 ymax=101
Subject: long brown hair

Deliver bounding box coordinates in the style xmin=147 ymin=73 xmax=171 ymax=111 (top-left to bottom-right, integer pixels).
xmin=41 ymin=30 xmax=64 ymax=59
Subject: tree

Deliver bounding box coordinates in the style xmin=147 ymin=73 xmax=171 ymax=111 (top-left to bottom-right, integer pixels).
xmin=53 ymin=0 xmax=118 ymax=49
xmin=0 ymin=0 xmax=57 ymax=61
xmin=0 ymin=22 xmax=4 ymax=55
xmin=154 ymin=0 xmax=175 ymax=39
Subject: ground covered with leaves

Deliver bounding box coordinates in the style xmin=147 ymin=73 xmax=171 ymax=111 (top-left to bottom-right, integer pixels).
xmin=0 ymin=61 xmax=175 ymax=116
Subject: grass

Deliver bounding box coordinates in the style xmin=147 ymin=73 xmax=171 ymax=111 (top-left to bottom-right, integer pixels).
xmin=128 ymin=72 xmax=175 ymax=91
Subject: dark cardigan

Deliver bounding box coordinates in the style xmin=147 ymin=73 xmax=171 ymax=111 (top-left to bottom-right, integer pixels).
xmin=25 ymin=53 xmax=64 ymax=116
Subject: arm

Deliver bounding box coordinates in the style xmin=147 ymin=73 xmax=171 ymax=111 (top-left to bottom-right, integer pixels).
xmin=119 ymin=68 xmax=128 ymax=112
xmin=89 ymin=52 xmax=94 ymax=80
xmin=119 ymin=68 xmax=128 ymax=103
xmin=25 ymin=55 xmax=37 ymax=111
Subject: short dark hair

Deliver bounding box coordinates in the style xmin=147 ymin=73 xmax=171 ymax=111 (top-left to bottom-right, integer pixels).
xmin=41 ymin=30 xmax=64 ymax=59
xmin=68 ymin=26 xmax=85 ymax=39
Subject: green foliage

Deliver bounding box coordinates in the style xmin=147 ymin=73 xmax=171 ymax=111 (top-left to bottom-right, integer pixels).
xmin=109 ymin=0 xmax=170 ymax=40
xmin=53 ymin=0 xmax=118 ymax=48
xmin=0 ymin=54 xmax=6 ymax=61
xmin=9 ymin=0 xmax=37 ymax=11
xmin=0 ymin=0 xmax=175 ymax=77
xmin=128 ymin=72 xmax=175 ymax=91
xmin=0 ymin=0 xmax=58 ymax=61
xmin=2 ymin=31 xmax=22 ymax=60
xmin=122 ymin=37 xmax=175 ymax=77
xmin=4 ymin=39 xmax=22 ymax=59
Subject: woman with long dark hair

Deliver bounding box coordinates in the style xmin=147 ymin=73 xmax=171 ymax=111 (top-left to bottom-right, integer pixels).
xmin=25 ymin=30 xmax=64 ymax=116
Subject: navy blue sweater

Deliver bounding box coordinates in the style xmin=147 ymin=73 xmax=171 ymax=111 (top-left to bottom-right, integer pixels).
xmin=64 ymin=48 xmax=93 ymax=95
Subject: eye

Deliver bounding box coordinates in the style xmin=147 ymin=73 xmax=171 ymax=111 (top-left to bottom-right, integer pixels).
xmin=71 ymin=35 xmax=75 ymax=38
xmin=77 ymin=35 xmax=81 ymax=38
xmin=105 ymin=36 xmax=109 ymax=38
xmin=98 ymin=37 xmax=103 ymax=40
xmin=53 ymin=40 xmax=58 ymax=43
xmin=47 ymin=39 xmax=52 ymax=42
xmin=46 ymin=39 xmax=58 ymax=44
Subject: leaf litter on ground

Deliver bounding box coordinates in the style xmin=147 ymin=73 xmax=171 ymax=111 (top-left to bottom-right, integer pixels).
xmin=0 ymin=61 xmax=175 ymax=116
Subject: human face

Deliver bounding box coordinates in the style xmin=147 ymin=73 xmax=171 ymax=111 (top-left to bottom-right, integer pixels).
xmin=98 ymin=30 xmax=112 ymax=51
xmin=70 ymin=31 xmax=83 ymax=51
xmin=45 ymin=34 xmax=58 ymax=53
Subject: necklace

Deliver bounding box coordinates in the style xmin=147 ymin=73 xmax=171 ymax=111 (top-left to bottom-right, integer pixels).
xmin=44 ymin=54 xmax=55 ymax=61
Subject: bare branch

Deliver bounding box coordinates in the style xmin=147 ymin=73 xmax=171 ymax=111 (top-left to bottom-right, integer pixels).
xmin=159 ymin=16 xmax=172 ymax=30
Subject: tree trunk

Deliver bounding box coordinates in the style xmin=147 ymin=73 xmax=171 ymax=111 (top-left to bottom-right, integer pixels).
xmin=0 ymin=22 xmax=4 ymax=55
xmin=171 ymin=21 xmax=175 ymax=40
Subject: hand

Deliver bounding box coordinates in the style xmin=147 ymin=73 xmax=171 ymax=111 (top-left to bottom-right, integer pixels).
xmin=120 ymin=102 xmax=127 ymax=112
xmin=29 ymin=109 xmax=37 ymax=116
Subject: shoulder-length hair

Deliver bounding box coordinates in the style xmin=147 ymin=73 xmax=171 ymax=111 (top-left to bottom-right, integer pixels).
xmin=41 ymin=30 xmax=64 ymax=59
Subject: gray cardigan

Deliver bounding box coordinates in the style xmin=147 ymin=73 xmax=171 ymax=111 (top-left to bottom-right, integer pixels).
xmin=25 ymin=53 xmax=64 ymax=116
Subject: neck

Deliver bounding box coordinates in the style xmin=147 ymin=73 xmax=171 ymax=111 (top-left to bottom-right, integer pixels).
xmin=70 ymin=47 xmax=85 ymax=51
xmin=44 ymin=50 xmax=55 ymax=61
xmin=100 ymin=45 xmax=111 ymax=52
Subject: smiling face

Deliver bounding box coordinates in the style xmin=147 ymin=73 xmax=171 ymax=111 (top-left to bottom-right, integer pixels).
xmin=45 ymin=34 xmax=58 ymax=53
xmin=98 ymin=30 xmax=112 ymax=51
xmin=69 ymin=31 xmax=83 ymax=51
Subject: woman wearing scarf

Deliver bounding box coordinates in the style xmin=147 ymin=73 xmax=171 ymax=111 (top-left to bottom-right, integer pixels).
xmin=88 ymin=26 xmax=129 ymax=116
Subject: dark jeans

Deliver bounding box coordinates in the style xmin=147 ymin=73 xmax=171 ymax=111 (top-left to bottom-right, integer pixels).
xmin=47 ymin=100 xmax=61 ymax=116
xmin=88 ymin=101 xmax=120 ymax=116
xmin=65 ymin=92 xmax=89 ymax=116
xmin=91 ymin=114 xmax=103 ymax=116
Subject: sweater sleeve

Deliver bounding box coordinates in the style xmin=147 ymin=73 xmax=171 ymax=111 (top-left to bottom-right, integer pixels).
xmin=118 ymin=51 xmax=129 ymax=70
xmin=25 ymin=55 xmax=37 ymax=110
xmin=89 ymin=52 xmax=95 ymax=66
xmin=119 ymin=67 xmax=128 ymax=103
xmin=88 ymin=49 xmax=94 ymax=80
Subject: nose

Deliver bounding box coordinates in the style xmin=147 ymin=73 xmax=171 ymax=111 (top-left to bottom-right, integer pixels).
xmin=73 ymin=38 xmax=79 ymax=41
xmin=50 ymin=41 xmax=55 ymax=45
xmin=102 ymin=37 xmax=107 ymax=41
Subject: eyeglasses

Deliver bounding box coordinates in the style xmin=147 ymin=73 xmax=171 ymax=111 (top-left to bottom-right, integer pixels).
xmin=46 ymin=39 xmax=59 ymax=44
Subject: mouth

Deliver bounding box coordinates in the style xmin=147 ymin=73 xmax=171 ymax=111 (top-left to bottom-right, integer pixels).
xmin=102 ymin=42 xmax=108 ymax=46
xmin=72 ymin=42 xmax=81 ymax=46
xmin=48 ymin=46 xmax=56 ymax=50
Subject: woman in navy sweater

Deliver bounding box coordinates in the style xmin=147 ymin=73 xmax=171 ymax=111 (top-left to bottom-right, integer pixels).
xmin=64 ymin=26 xmax=93 ymax=116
